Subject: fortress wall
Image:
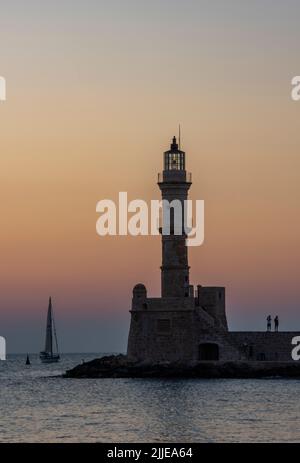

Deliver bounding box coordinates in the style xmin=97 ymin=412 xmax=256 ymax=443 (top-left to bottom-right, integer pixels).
xmin=229 ymin=331 xmax=300 ymax=361
xmin=145 ymin=297 xmax=195 ymax=310
xmin=127 ymin=309 xmax=196 ymax=363
xmin=127 ymin=305 xmax=244 ymax=363
xmin=197 ymin=287 xmax=228 ymax=330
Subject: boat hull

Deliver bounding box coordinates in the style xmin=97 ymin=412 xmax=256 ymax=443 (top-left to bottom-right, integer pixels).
xmin=40 ymin=352 xmax=60 ymax=363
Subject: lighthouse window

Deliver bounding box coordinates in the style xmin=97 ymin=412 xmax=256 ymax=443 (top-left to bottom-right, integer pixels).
xmin=164 ymin=152 xmax=185 ymax=171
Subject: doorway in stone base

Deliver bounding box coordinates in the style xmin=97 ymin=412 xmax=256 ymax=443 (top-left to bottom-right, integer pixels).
xmin=198 ymin=343 xmax=219 ymax=361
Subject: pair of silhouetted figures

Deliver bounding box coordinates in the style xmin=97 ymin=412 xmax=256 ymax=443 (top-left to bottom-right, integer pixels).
xmin=267 ymin=315 xmax=279 ymax=332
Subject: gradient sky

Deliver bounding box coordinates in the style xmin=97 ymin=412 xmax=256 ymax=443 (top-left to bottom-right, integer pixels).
xmin=1 ymin=0 xmax=300 ymax=353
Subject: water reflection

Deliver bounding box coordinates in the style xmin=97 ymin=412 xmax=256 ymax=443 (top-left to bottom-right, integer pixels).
xmin=0 ymin=354 xmax=300 ymax=442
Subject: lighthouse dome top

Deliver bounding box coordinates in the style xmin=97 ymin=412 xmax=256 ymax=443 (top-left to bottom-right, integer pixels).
xmin=165 ymin=136 xmax=185 ymax=154
xmin=170 ymin=136 xmax=179 ymax=151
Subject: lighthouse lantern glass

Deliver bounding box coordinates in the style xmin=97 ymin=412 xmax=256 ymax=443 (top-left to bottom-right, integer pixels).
xmin=164 ymin=151 xmax=185 ymax=171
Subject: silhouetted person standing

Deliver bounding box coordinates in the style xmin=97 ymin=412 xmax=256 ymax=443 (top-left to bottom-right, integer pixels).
xmin=274 ymin=316 xmax=279 ymax=332
xmin=267 ymin=315 xmax=272 ymax=332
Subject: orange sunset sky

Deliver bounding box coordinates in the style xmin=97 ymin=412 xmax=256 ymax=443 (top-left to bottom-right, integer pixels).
xmin=0 ymin=0 xmax=300 ymax=352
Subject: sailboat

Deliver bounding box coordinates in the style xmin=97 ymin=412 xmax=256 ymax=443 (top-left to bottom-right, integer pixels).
xmin=40 ymin=297 xmax=60 ymax=363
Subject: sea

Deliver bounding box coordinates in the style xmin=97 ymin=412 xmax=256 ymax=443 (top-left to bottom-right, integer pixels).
xmin=0 ymin=353 xmax=300 ymax=443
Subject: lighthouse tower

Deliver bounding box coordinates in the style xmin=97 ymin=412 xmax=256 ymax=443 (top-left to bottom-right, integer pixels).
xmin=127 ymin=136 xmax=232 ymax=364
xmin=158 ymin=136 xmax=192 ymax=298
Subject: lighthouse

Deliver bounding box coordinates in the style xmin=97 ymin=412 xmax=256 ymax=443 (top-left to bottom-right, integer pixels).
xmin=127 ymin=137 xmax=243 ymax=364
xmin=158 ymin=136 xmax=192 ymax=298
xmin=68 ymin=135 xmax=300 ymax=376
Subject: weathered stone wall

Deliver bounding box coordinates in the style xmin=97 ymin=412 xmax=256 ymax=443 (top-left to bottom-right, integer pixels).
xmin=145 ymin=297 xmax=195 ymax=311
xmin=192 ymin=310 xmax=246 ymax=362
xmin=197 ymin=286 xmax=228 ymax=330
xmin=230 ymin=332 xmax=300 ymax=361
xmin=127 ymin=308 xmax=196 ymax=363
xmin=158 ymin=170 xmax=191 ymax=298
xmin=127 ymin=296 xmax=243 ymax=363
xmin=127 ymin=305 xmax=300 ymax=364
xmin=127 ymin=287 xmax=300 ymax=364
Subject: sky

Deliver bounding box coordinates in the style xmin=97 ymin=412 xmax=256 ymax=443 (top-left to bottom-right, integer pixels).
xmin=0 ymin=0 xmax=300 ymax=353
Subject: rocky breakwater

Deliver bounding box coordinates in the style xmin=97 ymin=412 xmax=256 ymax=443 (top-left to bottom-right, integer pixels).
xmin=64 ymin=354 xmax=300 ymax=379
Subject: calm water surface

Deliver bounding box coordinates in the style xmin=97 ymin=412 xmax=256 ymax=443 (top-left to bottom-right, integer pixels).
xmin=0 ymin=354 xmax=300 ymax=443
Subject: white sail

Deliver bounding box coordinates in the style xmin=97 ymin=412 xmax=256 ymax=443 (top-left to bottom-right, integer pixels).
xmin=44 ymin=297 xmax=53 ymax=354
xmin=40 ymin=297 xmax=60 ymax=363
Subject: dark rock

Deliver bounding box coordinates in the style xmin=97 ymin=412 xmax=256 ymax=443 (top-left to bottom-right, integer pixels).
xmin=64 ymin=355 xmax=300 ymax=379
